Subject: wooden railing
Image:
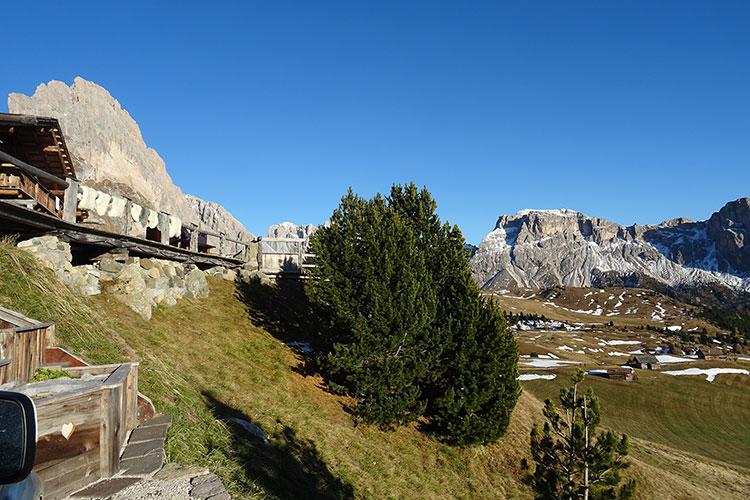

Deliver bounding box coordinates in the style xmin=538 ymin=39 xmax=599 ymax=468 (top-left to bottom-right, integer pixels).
xmin=0 ymin=165 xmax=61 ymax=216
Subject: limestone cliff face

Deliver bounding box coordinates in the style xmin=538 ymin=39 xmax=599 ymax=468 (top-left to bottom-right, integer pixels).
xmin=8 ymin=77 xmax=252 ymax=239
xmin=470 ymin=201 xmax=750 ymax=292
xmin=186 ymin=195 xmax=253 ymax=241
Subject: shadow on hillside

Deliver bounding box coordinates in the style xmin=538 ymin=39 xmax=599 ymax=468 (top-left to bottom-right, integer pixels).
xmin=202 ymin=391 xmax=354 ymax=500
xmin=235 ymin=277 xmax=318 ymax=374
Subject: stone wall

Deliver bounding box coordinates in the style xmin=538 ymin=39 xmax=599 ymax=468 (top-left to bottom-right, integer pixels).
xmin=16 ymin=236 xmax=245 ymax=320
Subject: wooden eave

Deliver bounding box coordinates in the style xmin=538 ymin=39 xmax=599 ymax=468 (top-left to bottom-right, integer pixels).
xmin=0 ymin=113 xmax=77 ymax=189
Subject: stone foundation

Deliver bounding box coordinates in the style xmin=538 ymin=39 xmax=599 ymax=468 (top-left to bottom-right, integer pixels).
xmin=16 ymin=236 xmax=240 ymax=320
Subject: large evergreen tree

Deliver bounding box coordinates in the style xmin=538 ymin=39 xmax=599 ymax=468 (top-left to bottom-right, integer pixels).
xmin=525 ymin=371 xmax=636 ymax=499
xmin=307 ymin=184 xmax=519 ymax=444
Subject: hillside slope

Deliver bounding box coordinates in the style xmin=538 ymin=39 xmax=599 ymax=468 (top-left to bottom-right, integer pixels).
xmin=2 ymin=241 xmax=748 ymax=499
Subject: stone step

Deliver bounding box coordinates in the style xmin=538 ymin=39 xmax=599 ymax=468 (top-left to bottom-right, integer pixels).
xmin=118 ymin=414 xmax=172 ymax=477
xmin=70 ymin=477 xmax=141 ymax=498
xmin=66 ymin=414 xmax=232 ymax=499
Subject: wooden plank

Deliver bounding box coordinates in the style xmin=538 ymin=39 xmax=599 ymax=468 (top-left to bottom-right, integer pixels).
xmin=0 ymin=304 xmax=41 ymax=326
xmin=100 ymin=383 xmax=123 ymax=476
xmin=36 ymin=448 xmax=101 ymax=500
xmin=64 ymin=364 xmax=120 ymax=377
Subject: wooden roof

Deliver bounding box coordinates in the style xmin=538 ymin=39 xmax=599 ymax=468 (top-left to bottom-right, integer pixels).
xmin=0 ymin=113 xmax=76 ymax=190
xmin=630 ymin=354 xmax=658 ymax=364
xmin=607 ymin=367 xmax=633 ymax=374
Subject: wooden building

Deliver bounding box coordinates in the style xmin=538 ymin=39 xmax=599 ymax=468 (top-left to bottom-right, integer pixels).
xmin=607 ymin=367 xmax=637 ymax=381
xmin=696 ymin=348 xmax=724 ymax=360
xmin=626 ymin=353 xmax=659 ymax=370
xmin=0 ymin=113 xmax=76 ymax=218
xmin=0 ymin=112 xmax=256 ymax=268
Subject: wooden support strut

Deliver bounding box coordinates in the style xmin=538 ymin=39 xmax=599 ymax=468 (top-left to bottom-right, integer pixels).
xmin=123 ymin=199 xmax=132 ymax=236
xmin=189 ymin=228 xmax=198 ymax=252
xmin=62 ymin=177 xmax=79 ymax=222
xmin=157 ymin=212 xmax=170 ymax=245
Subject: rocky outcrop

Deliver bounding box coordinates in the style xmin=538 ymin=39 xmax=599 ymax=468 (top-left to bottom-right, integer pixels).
xmin=707 ymin=198 xmax=750 ymax=273
xmin=470 ymin=200 xmax=750 ymax=292
xmin=267 ymin=222 xmax=317 ymax=240
xmin=8 ymin=77 xmax=252 ymax=239
xmin=17 ymin=236 xmax=233 ymax=320
xmin=186 ymin=195 xmax=253 ymax=241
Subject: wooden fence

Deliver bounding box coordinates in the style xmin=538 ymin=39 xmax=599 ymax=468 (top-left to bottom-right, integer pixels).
xmin=0 ymin=305 xmax=52 ymax=385
xmin=32 ymin=363 xmax=139 ymax=500
xmin=259 ymin=237 xmax=315 ymax=275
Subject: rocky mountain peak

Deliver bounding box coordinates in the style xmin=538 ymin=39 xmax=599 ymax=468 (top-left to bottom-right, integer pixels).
xmin=493 ymin=208 xmax=632 ymax=248
xmin=267 ymin=222 xmax=317 ymax=240
xmin=708 ymin=197 xmax=750 ymax=273
xmin=8 ymin=77 xmax=252 ymax=240
xmin=471 ymin=199 xmax=750 ymax=292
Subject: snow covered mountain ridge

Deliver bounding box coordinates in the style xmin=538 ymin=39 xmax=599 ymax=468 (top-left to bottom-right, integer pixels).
xmin=470 ymin=198 xmax=750 ymax=292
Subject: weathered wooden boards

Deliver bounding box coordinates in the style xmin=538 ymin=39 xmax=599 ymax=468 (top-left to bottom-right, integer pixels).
xmin=259 ymin=237 xmax=315 ymax=275
xmin=0 ymin=305 xmax=51 ymax=384
xmin=33 ymin=363 xmax=140 ymax=500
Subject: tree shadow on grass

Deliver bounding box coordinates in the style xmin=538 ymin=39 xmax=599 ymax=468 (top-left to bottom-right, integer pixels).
xmin=234 ymin=277 xmax=318 ymax=375
xmin=202 ymin=391 xmax=354 ymax=500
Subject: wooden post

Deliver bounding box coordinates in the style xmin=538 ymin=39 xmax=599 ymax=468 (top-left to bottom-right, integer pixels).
xmin=124 ymin=199 xmax=132 ymax=236
xmin=189 ymin=227 xmax=198 ymax=253
xmin=157 ymin=213 xmax=170 ymax=245
xmin=298 ymin=240 xmax=304 ymax=273
xmin=62 ymin=177 xmax=79 ymax=222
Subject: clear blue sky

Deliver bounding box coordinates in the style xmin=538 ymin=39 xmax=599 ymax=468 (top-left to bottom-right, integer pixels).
xmin=3 ymin=1 xmax=749 ymax=243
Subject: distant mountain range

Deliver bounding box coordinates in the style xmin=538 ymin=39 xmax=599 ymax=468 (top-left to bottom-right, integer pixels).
xmin=470 ymin=198 xmax=750 ymax=295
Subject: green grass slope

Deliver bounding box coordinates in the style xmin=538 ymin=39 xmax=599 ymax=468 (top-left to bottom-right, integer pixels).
xmin=522 ymin=367 xmax=750 ymax=468
xmin=2 ymin=241 xmax=749 ymax=499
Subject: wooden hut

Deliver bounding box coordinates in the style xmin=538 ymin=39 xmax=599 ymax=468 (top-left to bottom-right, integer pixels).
xmin=696 ymin=348 xmax=724 ymax=360
xmin=626 ymin=353 xmax=659 ymax=370
xmin=607 ymin=367 xmax=637 ymax=381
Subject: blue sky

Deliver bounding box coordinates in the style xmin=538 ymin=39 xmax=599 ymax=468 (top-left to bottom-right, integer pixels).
xmin=3 ymin=1 xmax=749 ymax=243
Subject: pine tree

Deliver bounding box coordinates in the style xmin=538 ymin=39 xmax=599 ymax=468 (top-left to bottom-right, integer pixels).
xmin=307 ymin=189 xmax=437 ymax=427
xmin=525 ymin=370 xmax=635 ymax=499
xmin=307 ymin=184 xmax=519 ymax=443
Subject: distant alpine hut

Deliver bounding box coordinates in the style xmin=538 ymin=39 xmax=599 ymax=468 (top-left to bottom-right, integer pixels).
xmin=626 ymin=353 xmax=659 ymax=370
xmin=607 ymin=367 xmax=637 ymax=381
xmin=696 ymin=348 xmax=724 ymax=360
